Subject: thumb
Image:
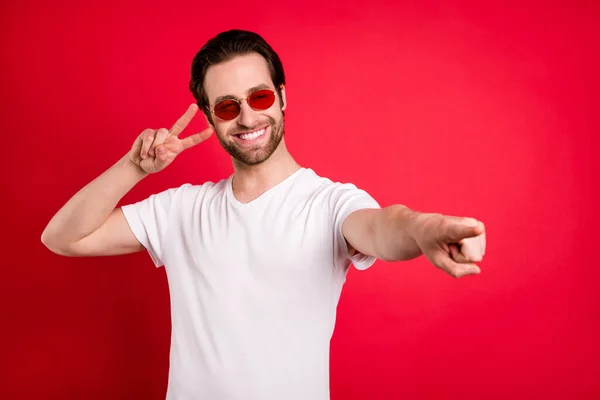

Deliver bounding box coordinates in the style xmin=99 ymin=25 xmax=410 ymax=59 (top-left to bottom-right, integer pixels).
xmin=180 ymin=126 xmax=214 ymax=150
xmin=153 ymin=145 xmax=170 ymax=171
xmin=437 ymin=254 xmax=481 ymax=278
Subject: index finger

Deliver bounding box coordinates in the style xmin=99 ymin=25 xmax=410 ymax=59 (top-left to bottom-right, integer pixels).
xmin=169 ymin=103 xmax=199 ymax=137
xmin=449 ymin=224 xmax=482 ymax=242
xmin=445 ymin=217 xmax=485 ymax=242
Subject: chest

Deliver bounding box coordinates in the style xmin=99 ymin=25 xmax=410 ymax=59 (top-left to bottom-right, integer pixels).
xmin=164 ymin=199 xmax=338 ymax=291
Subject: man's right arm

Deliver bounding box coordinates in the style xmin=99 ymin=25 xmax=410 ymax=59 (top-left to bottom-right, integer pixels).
xmin=41 ymin=154 xmax=148 ymax=257
xmin=41 ymin=104 xmax=213 ymax=258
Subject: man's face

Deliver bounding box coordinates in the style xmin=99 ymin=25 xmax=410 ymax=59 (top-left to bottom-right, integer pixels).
xmin=204 ymin=53 xmax=287 ymax=166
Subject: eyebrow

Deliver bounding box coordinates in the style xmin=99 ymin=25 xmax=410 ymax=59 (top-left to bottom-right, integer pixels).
xmin=214 ymin=83 xmax=273 ymax=105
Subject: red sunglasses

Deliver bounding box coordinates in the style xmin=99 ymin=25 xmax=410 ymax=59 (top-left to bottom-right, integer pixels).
xmin=208 ymin=89 xmax=278 ymax=121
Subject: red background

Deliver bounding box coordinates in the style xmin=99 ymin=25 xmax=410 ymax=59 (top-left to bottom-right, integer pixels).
xmin=2 ymin=0 xmax=598 ymax=399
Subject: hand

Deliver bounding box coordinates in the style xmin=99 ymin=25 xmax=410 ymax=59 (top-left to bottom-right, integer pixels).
xmin=413 ymin=214 xmax=486 ymax=278
xmin=129 ymin=104 xmax=213 ymax=174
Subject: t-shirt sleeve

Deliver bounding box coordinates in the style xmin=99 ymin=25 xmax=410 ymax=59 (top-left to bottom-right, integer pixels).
xmin=331 ymin=183 xmax=381 ymax=271
xmin=121 ymin=185 xmax=188 ymax=267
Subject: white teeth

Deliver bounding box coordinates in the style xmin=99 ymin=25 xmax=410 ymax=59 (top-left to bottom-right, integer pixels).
xmin=238 ymin=128 xmax=266 ymax=140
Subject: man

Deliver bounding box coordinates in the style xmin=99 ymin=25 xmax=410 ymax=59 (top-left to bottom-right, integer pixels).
xmin=42 ymin=30 xmax=486 ymax=400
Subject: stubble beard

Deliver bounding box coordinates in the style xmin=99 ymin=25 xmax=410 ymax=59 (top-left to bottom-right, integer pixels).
xmin=217 ymin=115 xmax=285 ymax=166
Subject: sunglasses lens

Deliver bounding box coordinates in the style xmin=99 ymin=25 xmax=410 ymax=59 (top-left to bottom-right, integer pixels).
xmin=248 ymin=90 xmax=276 ymax=110
xmin=214 ymin=100 xmax=240 ymax=120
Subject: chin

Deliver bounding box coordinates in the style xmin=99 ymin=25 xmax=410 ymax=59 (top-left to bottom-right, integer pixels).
xmin=233 ymin=148 xmax=276 ymax=166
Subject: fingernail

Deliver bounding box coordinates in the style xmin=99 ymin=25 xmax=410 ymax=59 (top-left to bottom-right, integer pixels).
xmin=158 ymin=147 xmax=165 ymax=153
xmin=465 ymin=219 xmax=479 ymax=227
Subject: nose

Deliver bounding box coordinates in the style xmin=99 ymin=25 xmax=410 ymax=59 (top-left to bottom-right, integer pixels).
xmin=237 ymin=99 xmax=259 ymax=128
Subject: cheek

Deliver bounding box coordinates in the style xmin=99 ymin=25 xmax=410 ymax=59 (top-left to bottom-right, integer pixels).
xmin=267 ymin=108 xmax=284 ymax=123
xmin=215 ymin=122 xmax=235 ymax=137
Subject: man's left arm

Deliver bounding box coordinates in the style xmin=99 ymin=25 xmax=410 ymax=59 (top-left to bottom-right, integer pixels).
xmin=342 ymin=204 xmax=486 ymax=278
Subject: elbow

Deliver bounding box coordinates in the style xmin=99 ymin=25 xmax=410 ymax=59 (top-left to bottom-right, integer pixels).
xmin=41 ymin=230 xmax=73 ymax=256
xmin=40 ymin=229 xmax=53 ymax=251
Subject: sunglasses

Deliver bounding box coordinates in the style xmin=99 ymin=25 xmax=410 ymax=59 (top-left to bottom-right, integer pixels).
xmin=208 ymin=89 xmax=278 ymax=121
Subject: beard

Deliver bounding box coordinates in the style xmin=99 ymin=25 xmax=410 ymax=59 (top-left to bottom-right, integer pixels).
xmin=216 ymin=114 xmax=285 ymax=166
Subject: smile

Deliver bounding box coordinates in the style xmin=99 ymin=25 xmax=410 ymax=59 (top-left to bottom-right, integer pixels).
xmin=235 ymin=126 xmax=268 ymax=141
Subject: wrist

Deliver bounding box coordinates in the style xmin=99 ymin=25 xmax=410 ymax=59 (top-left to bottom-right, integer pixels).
xmin=379 ymin=205 xmax=428 ymax=261
xmin=406 ymin=210 xmax=440 ymax=244
xmin=119 ymin=154 xmax=149 ymax=180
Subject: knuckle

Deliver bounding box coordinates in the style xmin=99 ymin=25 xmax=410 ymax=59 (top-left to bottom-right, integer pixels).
xmin=447 ymin=266 xmax=460 ymax=278
xmin=142 ymin=135 xmax=155 ymax=147
xmin=141 ymin=128 xmax=155 ymax=137
xmin=437 ymin=217 xmax=453 ymax=240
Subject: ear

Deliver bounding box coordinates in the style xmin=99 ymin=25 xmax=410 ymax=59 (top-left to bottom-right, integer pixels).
xmin=280 ymin=84 xmax=287 ymax=111
xmin=203 ymin=109 xmax=215 ymax=129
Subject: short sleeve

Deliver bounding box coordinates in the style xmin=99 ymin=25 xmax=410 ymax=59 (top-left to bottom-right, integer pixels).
xmin=121 ymin=184 xmax=190 ymax=267
xmin=331 ymin=183 xmax=381 ymax=270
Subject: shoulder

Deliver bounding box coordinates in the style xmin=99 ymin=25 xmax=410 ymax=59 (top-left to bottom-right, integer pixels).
xmin=170 ymin=177 xmax=230 ymax=203
xmin=131 ymin=177 xmax=230 ymax=208
xmin=294 ymin=168 xmax=379 ymax=208
xmin=299 ymin=168 xmax=369 ymax=196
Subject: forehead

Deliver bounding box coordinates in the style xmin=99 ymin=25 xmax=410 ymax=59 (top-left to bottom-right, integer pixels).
xmin=204 ymin=53 xmax=273 ymax=102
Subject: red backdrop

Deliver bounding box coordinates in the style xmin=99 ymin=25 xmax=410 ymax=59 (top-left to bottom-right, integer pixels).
xmin=2 ymin=0 xmax=598 ymax=399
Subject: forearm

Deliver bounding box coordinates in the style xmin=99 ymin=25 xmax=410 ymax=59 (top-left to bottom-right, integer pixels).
xmin=41 ymin=154 xmax=147 ymax=248
xmin=372 ymin=205 xmax=430 ymax=261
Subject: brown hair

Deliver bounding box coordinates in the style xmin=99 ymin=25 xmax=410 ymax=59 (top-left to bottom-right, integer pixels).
xmin=189 ymin=29 xmax=286 ymax=124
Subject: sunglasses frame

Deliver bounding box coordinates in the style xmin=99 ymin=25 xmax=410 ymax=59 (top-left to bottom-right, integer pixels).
xmin=206 ymin=87 xmax=281 ymax=121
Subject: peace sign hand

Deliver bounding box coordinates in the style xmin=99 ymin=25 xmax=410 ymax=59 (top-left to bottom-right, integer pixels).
xmin=129 ymin=104 xmax=213 ymax=174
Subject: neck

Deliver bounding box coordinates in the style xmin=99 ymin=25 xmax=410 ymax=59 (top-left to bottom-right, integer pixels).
xmin=230 ymin=139 xmax=301 ymax=203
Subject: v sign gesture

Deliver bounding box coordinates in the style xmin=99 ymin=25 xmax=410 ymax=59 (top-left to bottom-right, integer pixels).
xmin=129 ymin=104 xmax=213 ymax=174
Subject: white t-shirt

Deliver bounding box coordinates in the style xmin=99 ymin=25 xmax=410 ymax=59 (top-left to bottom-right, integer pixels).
xmin=121 ymin=167 xmax=380 ymax=400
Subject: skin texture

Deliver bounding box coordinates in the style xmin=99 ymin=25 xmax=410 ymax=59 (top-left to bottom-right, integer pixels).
xmin=203 ymin=54 xmax=286 ymax=167
xmin=202 ymin=53 xmax=302 ymax=204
